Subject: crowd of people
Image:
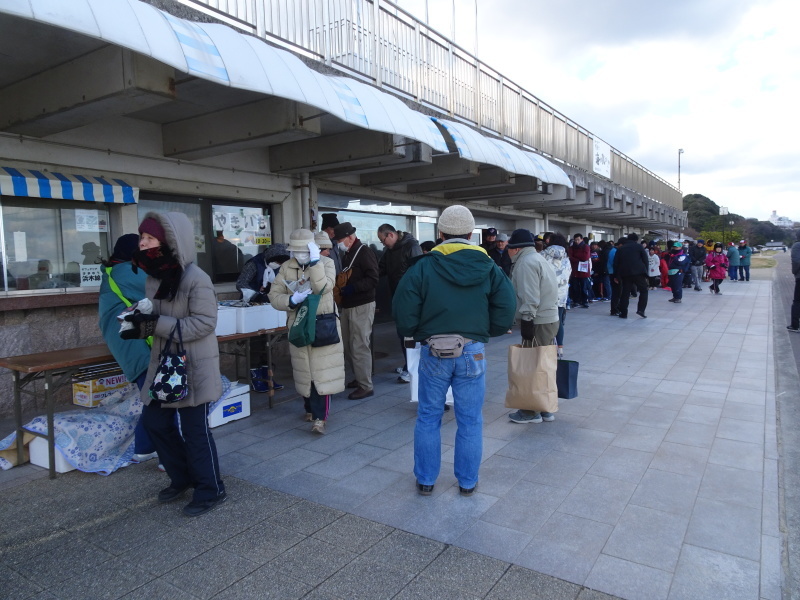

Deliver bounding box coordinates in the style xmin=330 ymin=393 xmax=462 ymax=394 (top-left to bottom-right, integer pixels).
xmin=98 ymin=205 xmax=764 ymax=513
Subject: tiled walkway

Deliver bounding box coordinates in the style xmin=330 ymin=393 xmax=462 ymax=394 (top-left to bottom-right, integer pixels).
xmin=0 ymin=264 xmax=783 ymax=600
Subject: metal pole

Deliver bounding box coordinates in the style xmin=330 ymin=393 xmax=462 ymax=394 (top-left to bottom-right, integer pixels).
xmin=474 ymin=0 xmax=478 ymax=56
xmin=678 ymin=148 xmax=684 ymax=190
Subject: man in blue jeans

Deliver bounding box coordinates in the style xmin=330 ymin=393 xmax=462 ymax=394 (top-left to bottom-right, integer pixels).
xmin=393 ymin=205 xmax=515 ymax=497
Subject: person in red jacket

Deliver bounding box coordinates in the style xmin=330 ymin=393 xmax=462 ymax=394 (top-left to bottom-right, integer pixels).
xmin=567 ymin=233 xmax=592 ymax=308
xmin=705 ymin=243 xmax=729 ymax=294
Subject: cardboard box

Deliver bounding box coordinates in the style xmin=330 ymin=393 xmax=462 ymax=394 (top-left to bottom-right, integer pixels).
xmin=208 ymin=381 xmax=251 ymax=428
xmin=215 ymin=305 xmax=237 ymax=336
xmin=72 ymin=372 xmax=129 ymax=408
xmin=29 ymin=436 xmax=75 ymax=473
xmin=236 ymin=304 xmax=269 ymax=333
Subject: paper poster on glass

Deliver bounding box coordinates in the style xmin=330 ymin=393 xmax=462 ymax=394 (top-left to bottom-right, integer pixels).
xmin=212 ymin=206 xmax=270 ymax=256
xmin=75 ymin=209 xmax=107 ymax=233
xmin=80 ymin=264 xmax=102 ymax=287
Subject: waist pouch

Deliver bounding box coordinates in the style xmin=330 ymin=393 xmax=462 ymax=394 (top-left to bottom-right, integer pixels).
xmin=426 ymin=334 xmax=470 ymax=358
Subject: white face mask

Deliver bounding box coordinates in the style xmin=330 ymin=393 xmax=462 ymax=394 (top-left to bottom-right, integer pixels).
xmin=293 ymin=251 xmax=310 ymax=265
xmin=337 ymin=242 xmax=348 ymax=252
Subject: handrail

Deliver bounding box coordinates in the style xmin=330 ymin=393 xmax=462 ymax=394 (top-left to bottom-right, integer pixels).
xmin=173 ymin=0 xmax=681 ymax=209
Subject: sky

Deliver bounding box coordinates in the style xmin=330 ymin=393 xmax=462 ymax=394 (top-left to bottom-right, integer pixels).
xmin=394 ymin=0 xmax=799 ymax=222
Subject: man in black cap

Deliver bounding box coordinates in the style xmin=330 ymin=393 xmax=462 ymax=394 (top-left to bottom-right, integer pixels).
xmin=613 ymin=233 xmax=649 ymax=318
xmin=481 ymin=227 xmax=498 ymax=252
xmin=320 ymin=213 xmax=342 ymax=273
xmin=504 ymin=229 xmax=559 ymax=424
xmin=333 ymin=222 xmax=380 ymax=399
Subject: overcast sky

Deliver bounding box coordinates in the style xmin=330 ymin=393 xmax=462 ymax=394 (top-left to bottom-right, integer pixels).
xmin=396 ymin=0 xmax=798 ymax=221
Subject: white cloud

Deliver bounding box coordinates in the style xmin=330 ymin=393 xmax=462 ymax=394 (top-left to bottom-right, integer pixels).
xmin=398 ymin=0 xmax=800 ymax=221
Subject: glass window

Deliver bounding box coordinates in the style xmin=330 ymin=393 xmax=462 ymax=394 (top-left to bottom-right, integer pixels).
xmin=1 ymin=197 xmax=110 ymax=292
xmin=418 ymin=221 xmax=437 ymax=245
xmin=138 ymin=194 xmax=271 ymax=284
xmin=332 ymin=210 xmax=411 ymax=257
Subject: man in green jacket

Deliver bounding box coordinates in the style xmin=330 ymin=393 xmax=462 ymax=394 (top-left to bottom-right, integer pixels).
xmin=393 ymin=205 xmax=515 ymax=497
xmin=726 ymin=242 xmax=741 ymax=281
xmin=738 ymin=239 xmax=753 ymax=282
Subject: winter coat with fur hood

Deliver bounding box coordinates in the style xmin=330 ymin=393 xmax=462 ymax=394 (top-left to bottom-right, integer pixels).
xmin=269 ymin=255 xmax=345 ymax=397
xmin=139 ymin=211 xmax=222 ymax=408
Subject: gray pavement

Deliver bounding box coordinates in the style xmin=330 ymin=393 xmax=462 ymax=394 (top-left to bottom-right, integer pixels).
xmin=1 ymin=258 xmax=792 ymax=600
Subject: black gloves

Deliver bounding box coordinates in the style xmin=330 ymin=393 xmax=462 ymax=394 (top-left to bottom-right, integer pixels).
xmin=120 ymin=313 xmax=159 ymax=340
xmin=520 ymin=319 xmax=535 ymax=341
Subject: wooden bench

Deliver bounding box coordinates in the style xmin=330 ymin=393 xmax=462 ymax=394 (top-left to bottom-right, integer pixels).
xmin=0 ymin=344 xmax=114 ymax=479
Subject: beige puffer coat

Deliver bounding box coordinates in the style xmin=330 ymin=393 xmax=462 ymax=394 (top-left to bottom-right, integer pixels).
xmin=269 ymin=256 xmax=344 ymax=397
xmin=139 ymin=211 xmax=222 ymax=408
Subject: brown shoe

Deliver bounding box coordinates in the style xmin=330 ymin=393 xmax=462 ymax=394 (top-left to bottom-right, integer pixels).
xmin=303 ymin=412 xmax=313 ymax=422
xmin=348 ymin=387 xmax=374 ymax=400
xmin=346 ymin=380 xmax=359 ymax=389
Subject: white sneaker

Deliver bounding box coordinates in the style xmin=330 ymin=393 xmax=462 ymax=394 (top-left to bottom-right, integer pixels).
xmin=394 ymin=367 xmax=406 ymax=375
xmin=397 ymin=371 xmax=411 ymax=383
xmin=311 ymin=419 xmax=325 ymax=434
xmin=131 ymin=452 xmax=158 ymax=463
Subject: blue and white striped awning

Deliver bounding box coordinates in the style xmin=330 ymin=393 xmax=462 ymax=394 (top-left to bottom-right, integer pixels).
xmin=0 ymin=167 xmax=138 ymax=203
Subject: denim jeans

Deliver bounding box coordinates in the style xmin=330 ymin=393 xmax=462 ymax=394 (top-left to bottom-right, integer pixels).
xmin=728 ymin=266 xmax=738 ymax=281
xmin=414 ymin=342 xmax=486 ymax=489
xmin=556 ymin=306 xmax=566 ymax=346
xmin=690 ymin=265 xmax=703 ymax=289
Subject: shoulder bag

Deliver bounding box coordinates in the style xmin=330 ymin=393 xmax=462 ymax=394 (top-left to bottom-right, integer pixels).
xmin=149 ymin=321 xmax=188 ymax=404
xmin=333 ymin=244 xmax=364 ymax=305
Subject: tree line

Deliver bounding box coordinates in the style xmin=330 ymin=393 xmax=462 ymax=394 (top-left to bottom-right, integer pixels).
xmin=683 ymin=194 xmax=794 ymax=247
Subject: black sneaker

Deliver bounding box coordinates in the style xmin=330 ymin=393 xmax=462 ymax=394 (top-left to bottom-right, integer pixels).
xmin=158 ymin=484 xmax=191 ymax=503
xmin=183 ymin=492 xmax=227 ymax=517
xmin=416 ymin=482 xmax=434 ymax=496
xmin=459 ymin=485 xmax=476 ymax=497
xmin=788 ymin=326 xmax=800 ymax=333
xmin=636 ymin=311 xmax=647 ymax=318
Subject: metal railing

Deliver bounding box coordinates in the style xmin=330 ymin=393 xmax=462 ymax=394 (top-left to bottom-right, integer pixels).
xmin=176 ymin=0 xmax=681 ymax=209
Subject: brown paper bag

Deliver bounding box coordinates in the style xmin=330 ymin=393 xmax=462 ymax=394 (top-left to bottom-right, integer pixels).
xmin=504 ymin=343 xmax=558 ymax=413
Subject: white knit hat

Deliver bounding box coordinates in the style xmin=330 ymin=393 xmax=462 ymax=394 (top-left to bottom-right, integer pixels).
xmin=288 ymin=228 xmax=314 ymax=252
xmin=438 ymin=205 xmax=475 ymax=236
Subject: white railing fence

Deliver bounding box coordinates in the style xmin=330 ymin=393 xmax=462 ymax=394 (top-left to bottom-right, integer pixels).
xmin=176 ymin=0 xmax=681 ymax=208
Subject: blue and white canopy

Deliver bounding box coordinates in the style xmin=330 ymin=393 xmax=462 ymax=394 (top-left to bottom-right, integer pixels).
xmin=434 ymin=118 xmax=573 ymax=187
xmin=0 ymin=0 xmax=449 ymax=153
xmin=0 ymin=167 xmax=138 ymax=203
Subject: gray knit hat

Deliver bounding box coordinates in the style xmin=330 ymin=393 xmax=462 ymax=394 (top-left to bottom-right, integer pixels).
xmin=314 ymin=231 xmax=332 ymax=249
xmin=288 ymin=228 xmax=315 ymax=252
xmin=438 ymin=205 xmax=475 ymax=236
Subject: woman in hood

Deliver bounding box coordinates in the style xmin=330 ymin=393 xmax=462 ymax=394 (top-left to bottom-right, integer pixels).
xmin=540 ymin=233 xmax=572 ymax=359
xmin=121 ymin=212 xmax=226 ymax=517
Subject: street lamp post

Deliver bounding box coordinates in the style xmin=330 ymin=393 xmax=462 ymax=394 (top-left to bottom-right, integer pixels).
xmin=720 ymin=206 xmax=729 ymax=245
xmin=678 ymin=148 xmax=684 ymax=190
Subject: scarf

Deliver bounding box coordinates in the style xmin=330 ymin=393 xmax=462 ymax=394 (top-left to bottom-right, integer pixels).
xmin=132 ymin=246 xmax=183 ymax=301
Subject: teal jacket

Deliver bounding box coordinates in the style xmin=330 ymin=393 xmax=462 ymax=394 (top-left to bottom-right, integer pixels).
xmin=726 ymin=246 xmax=740 ymax=266
xmin=392 ymin=241 xmax=516 ymax=342
xmin=98 ymin=262 xmax=150 ymax=382
xmin=739 ymin=245 xmax=753 ymax=266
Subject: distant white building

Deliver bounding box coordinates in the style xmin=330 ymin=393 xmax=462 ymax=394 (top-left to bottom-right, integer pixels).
xmin=769 ymin=210 xmax=794 ymax=228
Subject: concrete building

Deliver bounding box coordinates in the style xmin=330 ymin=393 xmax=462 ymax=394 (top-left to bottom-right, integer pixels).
xmin=0 ymin=0 xmax=687 ymax=417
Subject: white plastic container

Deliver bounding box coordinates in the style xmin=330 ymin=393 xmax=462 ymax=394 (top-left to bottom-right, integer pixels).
xmin=215 ymin=305 xmax=237 ymax=336
xmin=29 ymin=437 xmax=75 ymax=473
xmin=235 ymin=304 xmax=269 ymax=333
xmin=208 ymin=381 xmax=251 ymax=428
xmin=263 ymin=304 xmax=283 ymax=330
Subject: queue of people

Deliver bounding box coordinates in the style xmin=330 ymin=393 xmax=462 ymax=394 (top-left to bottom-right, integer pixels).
xmin=103 ymin=205 xmax=763 ymax=514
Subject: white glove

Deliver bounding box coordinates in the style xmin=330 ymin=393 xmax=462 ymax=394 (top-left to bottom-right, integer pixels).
xmin=290 ymin=288 xmax=312 ymax=306
xmin=241 ymin=288 xmax=256 ymax=302
xmin=308 ymin=241 xmax=321 ymax=263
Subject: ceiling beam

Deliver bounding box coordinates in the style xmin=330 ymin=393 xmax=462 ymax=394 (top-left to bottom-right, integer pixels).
xmin=162 ymin=98 xmax=321 ymax=160
xmin=360 ymin=152 xmax=478 ymax=186
xmin=269 ymin=131 xmax=409 ymax=174
xmin=407 ymin=167 xmax=513 ymax=194
xmin=0 ymin=46 xmax=174 ymax=137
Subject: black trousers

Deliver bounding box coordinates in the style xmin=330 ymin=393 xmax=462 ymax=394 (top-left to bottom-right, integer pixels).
xmin=791 ymin=279 xmax=800 ymax=328
xmin=142 ymin=402 xmax=224 ymax=503
xmin=609 ymin=278 xmax=622 ymax=314
xmin=618 ymin=275 xmax=649 ymax=316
